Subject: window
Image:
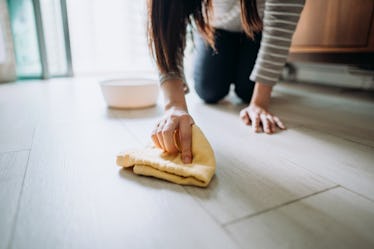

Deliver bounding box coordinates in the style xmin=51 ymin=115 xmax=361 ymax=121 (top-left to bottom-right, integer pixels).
xmin=66 ymin=0 xmax=156 ymax=77
xmin=8 ymin=0 xmax=195 ymax=80
xmin=8 ymin=0 xmax=72 ymax=79
xmin=8 ymin=0 xmax=42 ymax=78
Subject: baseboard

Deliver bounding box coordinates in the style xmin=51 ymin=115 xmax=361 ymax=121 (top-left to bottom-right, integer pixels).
xmin=282 ymin=63 xmax=374 ymax=90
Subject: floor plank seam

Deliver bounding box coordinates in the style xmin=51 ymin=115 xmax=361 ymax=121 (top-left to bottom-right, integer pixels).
xmin=338 ymin=136 xmax=374 ymax=149
xmin=183 ymin=188 xmax=242 ymax=248
xmin=0 ymin=149 xmax=31 ymax=154
xmin=280 ymin=142 xmax=374 ymax=200
xmin=298 ymin=125 xmax=374 ymax=149
xmin=222 ymin=185 xmax=340 ymax=228
xmin=281 ymin=156 xmax=340 ymax=188
xmin=339 ymin=185 xmax=374 ymax=203
xmin=184 ymin=188 xmax=223 ymax=226
xmin=6 ymin=127 xmax=36 ymax=249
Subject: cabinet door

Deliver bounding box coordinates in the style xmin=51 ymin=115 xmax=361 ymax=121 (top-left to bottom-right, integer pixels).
xmin=292 ymin=0 xmax=374 ymax=47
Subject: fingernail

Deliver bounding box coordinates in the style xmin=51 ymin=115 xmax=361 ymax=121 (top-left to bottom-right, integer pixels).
xmin=183 ymin=155 xmax=191 ymax=164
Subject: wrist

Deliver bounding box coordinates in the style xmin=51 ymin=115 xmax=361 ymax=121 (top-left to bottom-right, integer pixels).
xmin=161 ymin=79 xmax=188 ymax=112
xmin=164 ymin=101 xmax=188 ymax=112
xmin=250 ymin=82 xmax=273 ymax=109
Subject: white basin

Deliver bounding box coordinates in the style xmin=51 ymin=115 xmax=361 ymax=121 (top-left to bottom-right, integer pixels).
xmin=100 ymin=78 xmax=159 ymax=109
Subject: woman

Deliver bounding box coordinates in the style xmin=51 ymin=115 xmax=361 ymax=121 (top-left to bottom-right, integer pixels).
xmin=148 ymin=0 xmax=305 ymax=163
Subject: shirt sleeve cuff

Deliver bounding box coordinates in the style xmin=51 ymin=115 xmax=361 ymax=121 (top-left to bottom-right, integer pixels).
xmin=250 ymin=73 xmax=278 ymax=86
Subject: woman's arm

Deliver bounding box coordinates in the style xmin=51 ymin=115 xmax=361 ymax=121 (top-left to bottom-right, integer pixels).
xmin=147 ymin=0 xmax=213 ymax=162
xmin=241 ymin=0 xmax=305 ymax=133
xmin=151 ymin=79 xmax=194 ymax=164
xmin=251 ymin=82 xmax=272 ymax=109
xmin=162 ymin=79 xmax=188 ymax=111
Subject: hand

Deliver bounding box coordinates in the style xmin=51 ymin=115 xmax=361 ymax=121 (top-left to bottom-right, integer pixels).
xmin=151 ymin=106 xmax=195 ymax=164
xmin=240 ymin=103 xmax=286 ymax=134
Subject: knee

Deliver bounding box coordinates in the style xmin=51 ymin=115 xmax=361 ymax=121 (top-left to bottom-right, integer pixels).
xmin=194 ymin=78 xmax=229 ymax=104
xmin=196 ymin=90 xmax=227 ymax=104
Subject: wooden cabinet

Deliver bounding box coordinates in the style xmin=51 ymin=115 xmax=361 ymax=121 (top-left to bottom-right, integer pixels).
xmin=289 ymin=0 xmax=374 ymax=64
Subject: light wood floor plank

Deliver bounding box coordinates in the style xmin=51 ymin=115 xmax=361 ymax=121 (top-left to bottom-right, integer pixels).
xmin=10 ymin=120 xmax=238 ymax=249
xmin=185 ymin=148 xmax=336 ymax=225
xmin=36 ymin=78 xmax=115 ymax=123
xmin=0 ymin=151 xmax=29 ymax=249
xmin=0 ymin=78 xmax=110 ymax=153
xmin=0 ymin=83 xmax=41 ymax=153
xmin=187 ymin=90 xmax=374 ymax=204
xmin=258 ymin=126 xmax=374 ymax=201
xmin=272 ymin=83 xmax=374 ymax=147
xmin=116 ymin=105 xmax=336 ymax=225
xmin=226 ymin=187 xmax=374 ymax=249
xmin=203 ymin=98 xmax=374 ymax=202
xmin=2 ymin=78 xmax=373 ymax=249
xmin=118 ymin=85 xmax=372 ymax=226
xmin=187 ymin=107 xmax=336 ymax=224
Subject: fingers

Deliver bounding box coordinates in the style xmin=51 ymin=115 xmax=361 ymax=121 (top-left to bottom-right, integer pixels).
xmin=161 ymin=119 xmax=179 ymax=154
xmin=151 ymin=125 xmax=162 ymax=149
xmin=151 ymin=114 xmax=194 ymax=164
xmin=267 ymin=115 xmax=276 ymax=133
xmin=248 ymin=111 xmax=279 ymax=134
xmin=156 ymin=120 xmax=166 ymax=151
xmin=274 ymin=116 xmax=286 ymax=130
xmin=179 ymin=117 xmax=193 ymax=164
xmin=262 ymin=114 xmax=277 ymax=134
xmin=241 ymin=105 xmax=286 ymax=134
xmin=250 ymin=112 xmax=261 ymax=133
xmin=240 ymin=109 xmax=251 ymax=126
xmin=173 ymin=129 xmax=181 ymax=152
xmin=260 ymin=113 xmax=271 ymax=134
xmin=152 ymin=120 xmax=180 ymax=153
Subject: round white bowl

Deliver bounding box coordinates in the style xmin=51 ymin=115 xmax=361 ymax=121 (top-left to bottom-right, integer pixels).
xmin=100 ymin=78 xmax=159 ymax=109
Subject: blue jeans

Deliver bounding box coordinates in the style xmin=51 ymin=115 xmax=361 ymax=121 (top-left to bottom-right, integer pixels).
xmin=193 ymin=29 xmax=262 ymax=103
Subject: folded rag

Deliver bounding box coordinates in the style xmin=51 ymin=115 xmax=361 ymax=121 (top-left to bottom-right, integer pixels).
xmin=116 ymin=125 xmax=216 ymax=187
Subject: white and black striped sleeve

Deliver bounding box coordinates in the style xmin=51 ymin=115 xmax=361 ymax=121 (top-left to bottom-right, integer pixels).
xmin=250 ymin=0 xmax=305 ymax=85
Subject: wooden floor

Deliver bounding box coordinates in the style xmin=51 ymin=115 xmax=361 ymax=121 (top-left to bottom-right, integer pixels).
xmin=0 ymin=78 xmax=373 ymax=249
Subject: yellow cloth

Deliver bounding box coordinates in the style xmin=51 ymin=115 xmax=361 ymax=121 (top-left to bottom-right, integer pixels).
xmin=116 ymin=125 xmax=216 ymax=187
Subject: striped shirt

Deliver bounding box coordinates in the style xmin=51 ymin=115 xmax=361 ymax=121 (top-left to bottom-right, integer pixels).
xmin=160 ymin=0 xmax=305 ymax=87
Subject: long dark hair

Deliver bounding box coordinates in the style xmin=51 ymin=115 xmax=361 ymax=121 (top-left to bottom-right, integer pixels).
xmin=147 ymin=0 xmax=262 ymax=75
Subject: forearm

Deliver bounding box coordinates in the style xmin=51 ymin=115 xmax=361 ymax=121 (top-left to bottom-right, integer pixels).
xmin=250 ymin=82 xmax=273 ymax=109
xmin=161 ymin=79 xmax=188 ymax=111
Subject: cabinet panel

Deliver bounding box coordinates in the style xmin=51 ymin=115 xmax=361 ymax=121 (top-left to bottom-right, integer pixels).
xmin=292 ymin=0 xmax=374 ymax=47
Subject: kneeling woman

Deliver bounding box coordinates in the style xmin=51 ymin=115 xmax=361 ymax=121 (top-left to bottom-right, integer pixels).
xmin=148 ymin=0 xmax=305 ymax=163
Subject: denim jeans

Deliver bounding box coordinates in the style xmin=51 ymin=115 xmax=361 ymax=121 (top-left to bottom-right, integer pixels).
xmin=193 ymin=29 xmax=262 ymax=103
